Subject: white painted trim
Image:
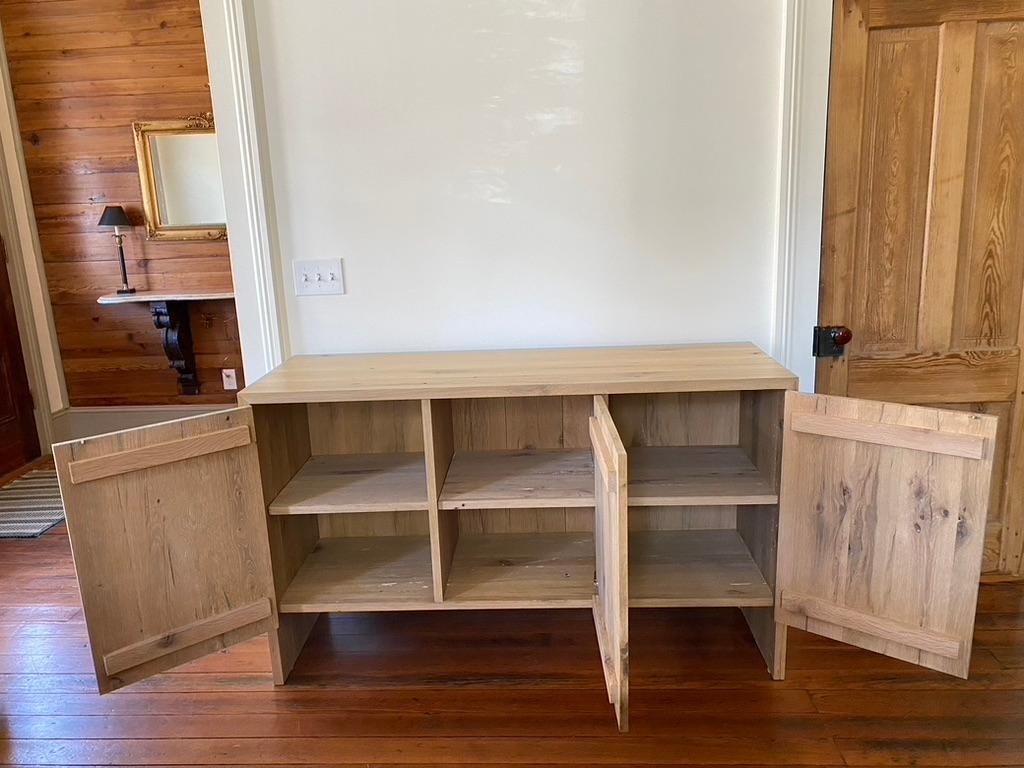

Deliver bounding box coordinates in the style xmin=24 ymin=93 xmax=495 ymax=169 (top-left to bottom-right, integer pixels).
xmin=770 ymin=0 xmax=832 ymax=392
xmin=200 ymin=0 xmax=288 ymax=383
xmin=0 ymin=20 xmax=67 ymax=451
xmin=52 ymin=405 xmax=228 ymax=442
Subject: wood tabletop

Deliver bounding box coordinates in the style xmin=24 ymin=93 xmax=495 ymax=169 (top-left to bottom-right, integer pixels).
xmin=238 ymin=343 xmax=798 ymax=404
xmin=96 ymin=290 xmax=235 ymax=305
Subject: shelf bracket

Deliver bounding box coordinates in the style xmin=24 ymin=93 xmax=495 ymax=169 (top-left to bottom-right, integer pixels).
xmin=151 ymin=300 xmax=199 ymax=395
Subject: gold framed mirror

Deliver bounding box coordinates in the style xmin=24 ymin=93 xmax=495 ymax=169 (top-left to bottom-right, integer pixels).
xmin=133 ymin=114 xmax=227 ymax=241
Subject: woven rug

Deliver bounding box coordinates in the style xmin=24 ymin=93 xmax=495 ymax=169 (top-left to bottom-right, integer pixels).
xmin=0 ymin=468 xmax=64 ymax=538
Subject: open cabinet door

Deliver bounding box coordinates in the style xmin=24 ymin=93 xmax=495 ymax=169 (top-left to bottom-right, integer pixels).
xmin=590 ymin=396 xmax=628 ymax=731
xmin=776 ymin=392 xmax=997 ymax=677
xmin=53 ymin=407 xmax=277 ymax=693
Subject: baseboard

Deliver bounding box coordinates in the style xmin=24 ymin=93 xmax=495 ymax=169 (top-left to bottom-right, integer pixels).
xmin=51 ymin=405 xmax=228 ymax=444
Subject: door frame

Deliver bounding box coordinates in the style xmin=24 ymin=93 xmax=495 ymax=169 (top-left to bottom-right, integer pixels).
xmin=772 ymin=0 xmax=834 ymax=393
xmin=0 ymin=19 xmax=65 ymax=452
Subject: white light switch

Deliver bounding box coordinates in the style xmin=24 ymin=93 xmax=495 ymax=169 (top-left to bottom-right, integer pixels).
xmin=294 ymin=258 xmax=345 ymax=296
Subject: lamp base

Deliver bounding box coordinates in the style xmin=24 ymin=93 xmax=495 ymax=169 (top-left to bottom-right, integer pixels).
xmin=117 ymin=287 xmax=136 ymax=295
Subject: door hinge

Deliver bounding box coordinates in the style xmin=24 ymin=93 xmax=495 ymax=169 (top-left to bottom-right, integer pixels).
xmin=812 ymin=326 xmax=853 ymax=358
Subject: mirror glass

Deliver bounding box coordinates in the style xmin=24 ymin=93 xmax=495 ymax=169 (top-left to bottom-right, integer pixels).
xmin=148 ymin=132 xmax=226 ymax=228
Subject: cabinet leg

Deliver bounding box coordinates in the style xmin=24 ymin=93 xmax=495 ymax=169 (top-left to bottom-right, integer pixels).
xmin=770 ymin=621 xmax=787 ymax=680
xmin=269 ymin=612 xmax=319 ymax=685
xmin=741 ymin=606 xmax=787 ymax=679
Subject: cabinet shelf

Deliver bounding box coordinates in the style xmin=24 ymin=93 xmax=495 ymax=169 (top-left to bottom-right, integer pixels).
xmin=440 ymin=449 xmax=595 ymax=510
xmin=279 ymin=536 xmax=434 ymax=612
xmin=627 ymin=445 xmax=777 ymax=506
xmin=629 ymin=529 xmax=773 ymax=607
xmin=444 ymin=532 xmax=596 ymax=607
xmin=269 ymin=453 xmax=429 ymax=515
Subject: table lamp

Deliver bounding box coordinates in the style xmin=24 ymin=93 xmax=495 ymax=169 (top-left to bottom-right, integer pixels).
xmin=98 ymin=205 xmax=135 ymax=295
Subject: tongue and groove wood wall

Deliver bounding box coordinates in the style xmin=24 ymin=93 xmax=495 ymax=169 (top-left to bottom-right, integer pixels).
xmin=0 ymin=0 xmax=242 ymax=406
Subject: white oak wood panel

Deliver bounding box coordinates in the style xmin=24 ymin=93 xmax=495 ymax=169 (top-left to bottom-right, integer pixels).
xmin=627 ymin=445 xmax=778 ymax=507
xmin=67 ymin=424 xmax=251 ymax=484
xmin=591 ymin=395 xmax=628 ymax=732
xmin=776 ymin=391 xmax=997 ymax=678
xmin=440 ymin=449 xmax=594 ymax=510
xmin=279 ymin=536 xmax=435 ymax=612
xmin=790 ymin=412 xmax=987 ymax=459
xmin=269 ymin=453 xmax=429 ymax=515
xmin=443 ymin=532 xmax=596 ymax=607
xmin=629 ymin=530 xmax=773 ymax=608
xmin=53 ymin=406 xmax=277 ymax=693
xmin=238 ymin=344 xmax=798 ymax=404
xmin=780 ymin=590 xmax=961 ymax=659
xmin=103 ymin=598 xmax=272 ymax=675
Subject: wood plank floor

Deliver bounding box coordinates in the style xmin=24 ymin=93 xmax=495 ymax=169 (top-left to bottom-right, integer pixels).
xmin=1 ymin=525 xmax=1023 ymax=766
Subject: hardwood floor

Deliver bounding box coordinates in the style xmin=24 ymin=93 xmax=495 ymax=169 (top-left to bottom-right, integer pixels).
xmin=1 ymin=526 xmax=1022 ymax=766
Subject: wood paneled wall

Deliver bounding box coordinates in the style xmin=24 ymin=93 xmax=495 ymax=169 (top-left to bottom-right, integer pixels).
xmin=0 ymin=0 xmax=242 ymax=406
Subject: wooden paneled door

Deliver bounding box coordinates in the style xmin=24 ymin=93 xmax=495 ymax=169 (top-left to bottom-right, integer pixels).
xmin=819 ymin=0 xmax=1024 ymax=574
xmin=0 ymin=236 xmax=40 ymax=476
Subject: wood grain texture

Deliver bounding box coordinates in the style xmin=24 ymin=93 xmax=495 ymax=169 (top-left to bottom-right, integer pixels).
xmin=871 ymin=0 xmax=1024 ymax=27
xmin=268 ymin=453 xmax=429 ymax=515
xmin=3 ymin=525 xmax=1024 ymax=764
xmin=52 ymin=407 xmax=277 ymax=692
xmin=443 ymin=531 xmax=595 ymax=607
xmin=238 ymin=344 xmax=799 ymax=405
xmin=847 ymin=350 xmax=1019 ymax=404
xmin=819 ymin=2 xmax=1024 ymax=576
xmin=852 ymin=26 xmax=939 ymax=356
xmin=440 ymin=449 xmax=594 ymax=510
xmin=816 ymin=0 xmax=870 ymax=395
xmin=103 ymin=598 xmax=272 ymax=675
xmin=776 ymin=391 xmax=998 ymax=678
xmin=278 ymin=536 xmax=435 ymax=613
xmin=918 ymin=22 xmax=977 ymax=349
xmin=0 ymin=0 xmax=242 ymax=405
xmin=591 ymin=395 xmax=628 ymax=732
xmin=422 ymin=399 xmax=457 ymax=601
xmin=790 ymin=411 xmax=988 ymax=459
xmin=66 ymin=424 xmax=251 ymax=483
xmin=629 ymin=530 xmax=773 ymax=608
xmin=249 ymin=403 xmax=318 ymax=686
xmin=627 ymin=445 xmax=778 ymax=507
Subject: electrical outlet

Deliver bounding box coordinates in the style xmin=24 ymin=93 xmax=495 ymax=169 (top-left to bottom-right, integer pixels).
xmin=222 ymin=368 xmax=238 ymax=391
xmin=294 ymin=258 xmax=345 ymax=296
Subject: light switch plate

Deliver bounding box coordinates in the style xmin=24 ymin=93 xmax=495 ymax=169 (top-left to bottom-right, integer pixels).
xmin=221 ymin=368 xmax=238 ymax=390
xmin=294 ymin=258 xmax=345 ymax=296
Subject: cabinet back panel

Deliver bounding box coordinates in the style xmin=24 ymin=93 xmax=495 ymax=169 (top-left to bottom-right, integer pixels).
xmin=319 ymin=510 xmax=430 ymax=538
xmin=459 ymin=508 xmax=594 ymax=535
xmin=307 ymin=401 xmax=424 ymax=454
xmin=629 ymin=506 xmax=736 ymax=532
xmin=610 ymin=393 xmax=740 ymax=447
xmin=450 ymin=396 xmax=591 ymax=451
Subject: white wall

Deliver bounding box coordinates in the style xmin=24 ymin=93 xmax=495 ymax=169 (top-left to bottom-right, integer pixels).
xmin=252 ymin=0 xmax=788 ymax=357
xmin=203 ymin=0 xmax=832 ymax=389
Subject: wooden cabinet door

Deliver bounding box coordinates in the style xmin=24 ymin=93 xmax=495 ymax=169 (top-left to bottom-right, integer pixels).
xmin=590 ymin=396 xmax=628 ymax=731
xmin=776 ymin=392 xmax=997 ymax=677
xmin=53 ymin=407 xmax=277 ymax=693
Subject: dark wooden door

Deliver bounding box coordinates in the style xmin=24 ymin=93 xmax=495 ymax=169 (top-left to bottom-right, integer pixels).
xmin=0 ymin=237 xmax=40 ymax=476
xmin=818 ymin=0 xmax=1024 ymax=575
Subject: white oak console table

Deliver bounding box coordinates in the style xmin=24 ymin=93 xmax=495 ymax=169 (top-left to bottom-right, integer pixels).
xmin=54 ymin=344 xmax=997 ymax=730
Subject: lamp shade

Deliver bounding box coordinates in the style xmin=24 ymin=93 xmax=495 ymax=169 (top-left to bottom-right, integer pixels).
xmin=97 ymin=205 xmax=131 ymax=228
